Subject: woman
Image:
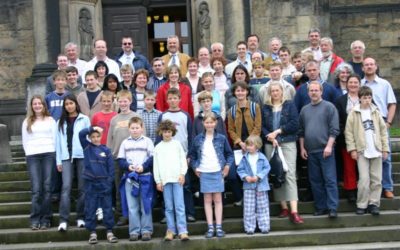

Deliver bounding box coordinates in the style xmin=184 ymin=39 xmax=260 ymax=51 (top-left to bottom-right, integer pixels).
xmin=211 ymin=57 xmax=230 ymax=96
xmin=225 ymin=64 xmax=260 ymax=110
xmin=156 ymin=65 xmax=194 ymax=119
xmin=130 ymin=69 xmax=150 ymax=113
xmin=182 ymin=58 xmax=202 ymax=102
xmin=334 ymin=62 xmax=354 ymax=96
xmin=227 ymin=81 xmax=262 ymax=206
xmin=261 ymin=82 xmax=303 ymax=224
xmin=120 ymin=64 xmax=134 ymax=89
xmin=335 ymin=74 xmax=361 ymax=202
xmin=94 ymin=61 xmax=109 ymax=88
xmin=22 ymin=95 xmax=57 ymax=230
xmin=56 ymin=94 xmax=91 ymax=231
xmin=194 ymin=72 xmax=226 ymax=120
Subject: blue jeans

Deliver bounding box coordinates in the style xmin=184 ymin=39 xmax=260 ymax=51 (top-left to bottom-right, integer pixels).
xmin=382 ymin=131 xmax=393 ymax=191
xmin=26 ymin=152 xmax=55 ymax=225
xmin=59 ymin=159 xmax=85 ymax=223
xmin=125 ymin=181 xmax=153 ymax=235
xmin=308 ymin=151 xmax=339 ymax=211
xmin=163 ymin=183 xmax=188 ymax=235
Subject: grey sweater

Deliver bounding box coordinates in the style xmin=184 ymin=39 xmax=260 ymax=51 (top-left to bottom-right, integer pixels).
xmin=299 ymin=100 xmax=339 ymax=153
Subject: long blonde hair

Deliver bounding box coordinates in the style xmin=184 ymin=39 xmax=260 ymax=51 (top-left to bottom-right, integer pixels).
xmin=25 ymin=95 xmax=50 ymax=133
xmin=265 ymin=81 xmax=286 ymax=106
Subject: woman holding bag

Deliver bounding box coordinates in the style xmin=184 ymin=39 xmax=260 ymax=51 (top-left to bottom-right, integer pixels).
xmin=261 ymin=82 xmax=304 ymax=224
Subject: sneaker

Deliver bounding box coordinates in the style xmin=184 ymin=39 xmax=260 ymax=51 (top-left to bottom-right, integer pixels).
xmin=129 ymin=234 xmax=139 ymax=241
xmin=187 ymin=215 xmax=196 ymax=223
xmin=233 ymin=199 xmax=243 ymax=207
xmin=58 ymin=222 xmax=67 ymax=232
xmin=107 ymin=232 xmax=118 ymax=243
xmin=40 ymin=223 xmax=50 ymax=230
xmin=278 ymin=208 xmax=290 ymax=218
xmin=356 ymin=208 xmax=366 ymax=215
xmin=31 ymin=224 xmax=40 ymax=230
xmin=164 ymin=230 xmax=175 ymax=241
xmin=77 ymin=219 xmax=85 ymax=228
xmin=368 ymin=205 xmax=380 ymax=216
xmin=160 ymin=217 xmax=167 ymax=224
xmin=142 ymin=232 xmax=152 ymax=241
xmin=96 ymin=208 xmax=103 ymax=221
xmin=261 ymin=230 xmax=269 ymax=234
xmin=179 ymin=233 xmax=189 ymax=241
xmin=246 ymin=231 xmax=254 ymax=235
xmin=290 ymin=212 xmax=304 ymax=224
xmin=88 ymin=233 xmax=98 ymax=244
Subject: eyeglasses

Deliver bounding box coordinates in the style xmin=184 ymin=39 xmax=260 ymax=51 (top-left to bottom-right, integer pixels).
xmin=123 ymin=43 xmax=132 ymax=45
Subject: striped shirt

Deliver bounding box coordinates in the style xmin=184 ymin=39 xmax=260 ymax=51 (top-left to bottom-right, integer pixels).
xmin=117 ymin=135 xmax=154 ymax=168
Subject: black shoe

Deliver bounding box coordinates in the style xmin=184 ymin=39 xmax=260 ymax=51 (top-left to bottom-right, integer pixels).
xmin=368 ymin=205 xmax=380 ymax=216
xmin=187 ymin=215 xmax=196 ymax=222
xmin=356 ymin=208 xmax=366 ymax=215
xmin=116 ymin=217 xmax=128 ymax=226
xmin=328 ymin=209 xmax=338 ymax=218
xmin=313 ymin=209 xmax=328 ymax=216
xmin=347 ymin=190 xmax=357 ymax=203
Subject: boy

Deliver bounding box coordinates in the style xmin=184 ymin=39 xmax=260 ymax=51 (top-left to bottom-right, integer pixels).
xmin=249 ymin=61 xmax=270 ymax=91
xmin=157 ymin=88 xmax=196 ymax=222
xmin=117 ymin=117 xmax=154 ymax=241
xmin=138 ymin=90 xmax=162 ymax=143
xmin=107 ymin=90 xmax=141 ymax=226
xmin=77 ymin=70 xmax=102 ymax=120
xmin=345 ymin=86 xmax=389 ymax=216
xmin=154 ymin=119 xmax=189 ymax=241
xmin=79 ymin=126 xmax=117 ymax=244
xmin=91 ymin=91 xmax=118 ymax=145
xmin=65 ymin=66 xmax=85 ymax=97
xmin=45 ymin=70 xmax=69 ymax=121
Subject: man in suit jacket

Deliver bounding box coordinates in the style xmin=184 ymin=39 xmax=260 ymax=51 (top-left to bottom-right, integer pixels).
xmin=161 ymin=35 xmax=190 ymax=76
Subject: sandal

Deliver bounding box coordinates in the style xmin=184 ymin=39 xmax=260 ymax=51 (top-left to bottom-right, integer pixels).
xmin=107 ymin=232 xmax=118 ymax=243
xmin=88 ymin=233 xmax=98 ymax=244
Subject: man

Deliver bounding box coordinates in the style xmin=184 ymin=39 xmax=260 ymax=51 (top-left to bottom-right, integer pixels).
xmin=147 ymin=57 xmax=167 ymax=93
xmin=210 ymin=42 xmax=225 ymax=58
xmin=45 ymin=54 xmax=70 ymax=95
xmin=225 ymin=41 xmax=252 ymax=78
xmin=85 ymin=39 xmax=122 ymax=82
xmin=263 ymin=37 xmax=282 ymax=68
xmin=246 ymin=34 xmax=267 ymax=60
xmin=319 ymin=37 xmax=344 ymax=83
xmin=259 ymin=62 xmax=295 ymax=103
xmin=302 ymin=28 xmax=323 ymax=62
xmin=114 ymin=36 xmax=152 ymax=74
xmin=198 ymin=47 xmax=214 ymax=76
xmin=278 ymin=46 xmax=296 ymax=82
xmin=251 ymin=52 xmax=264 ymax=62
xmin=294 ymin=60 xmax=339 ymax=112
xmin=361 ymin=57 xmax=397 ymax=198
xmin=161 ymin=35 xmax=191 ymax=76
xmin=64 ymin=42 xmax=87 ymax=77
xmin=348 ymin=40 xmax=366 ymax=78
xmin=299 ymin=81 xmax=340 ymax=218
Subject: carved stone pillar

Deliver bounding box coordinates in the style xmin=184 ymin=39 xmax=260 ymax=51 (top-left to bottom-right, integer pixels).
xmin=223 ymin=0 xmax=245 ymax=55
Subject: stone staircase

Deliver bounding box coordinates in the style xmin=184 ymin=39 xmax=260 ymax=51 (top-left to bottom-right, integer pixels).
xmin=0 ymin=137 xmax=399 ymax=249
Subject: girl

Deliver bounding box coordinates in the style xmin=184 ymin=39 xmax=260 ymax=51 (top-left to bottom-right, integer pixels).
xmin=56 ymin=94 xmax=91 ymax=231
xmin=237 ymin=135 xmax=271 ymax=234
xmin=189 ymin=113 xmax=233 ymax=238
xmin=102 ymin=74 xmax=121 ymax=111
xmin=22 ymin=95 xmax=57 ymax=230
xmin=211 ymin=57 xmax=230 ymax=96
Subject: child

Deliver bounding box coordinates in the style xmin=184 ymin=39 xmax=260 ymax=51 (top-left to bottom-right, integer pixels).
xmin=77 ymin=70 xmax=103 ymax=120
xmin=138 ymin=90 xmax=161 ymax=143
xmin=65 ymin=66 xmax=85 ymax=97
xmin=157 ymin=88 xmax=195 ymax=222
xmin=56 ymin=94 xmax=90 ymax=231
xmin=189 ymin=112 xmax=233 ymax=238
xmin=45 ymin=70 xmax=69 ymax=121
xmin=249 ymin=61 xmax=270 ymax=91
xmin=237 ymin=135 xmax=271 ymax=234
xmin=345 ymin=86 xmax=389 ymax=216
xmin=117 ymin=117 xmax=154 ymax=241
xmin=153 ymin=120 xmax=189 ymax=241
xmin=91 ymin=91 xmax=118 ymax=145
xmin=79 ymin=126 xmax=118 ymax=244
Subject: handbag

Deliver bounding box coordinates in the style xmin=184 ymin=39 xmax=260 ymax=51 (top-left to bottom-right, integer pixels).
xmin=269 ymin=146 xmax=288 ymax=188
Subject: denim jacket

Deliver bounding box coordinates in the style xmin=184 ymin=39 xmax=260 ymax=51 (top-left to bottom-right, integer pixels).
xmin=261 ymin=100 xmax=299 ymax=144
xmin=56 ymin=113 xmax=91 ymax=165
xmin=189 ymin=132 xmax=234 ymax=170
xmin=237 ymin=152 xmax=271 ymax=192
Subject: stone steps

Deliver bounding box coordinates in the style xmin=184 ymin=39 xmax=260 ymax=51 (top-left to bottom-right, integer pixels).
xmin=2 ymin=225 xmax=400 ymax=249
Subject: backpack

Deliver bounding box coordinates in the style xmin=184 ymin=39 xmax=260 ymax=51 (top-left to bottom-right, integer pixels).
xmin=230 ymin=101 xmax=257 ymax=120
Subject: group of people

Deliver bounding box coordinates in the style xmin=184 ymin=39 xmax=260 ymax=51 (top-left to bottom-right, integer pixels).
xmin=22 ymin=27 xmax=397 ymax=244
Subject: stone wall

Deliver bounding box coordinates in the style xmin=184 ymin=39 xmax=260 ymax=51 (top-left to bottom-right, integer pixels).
xmin=0 ymin=0 xmax=35 ymax=100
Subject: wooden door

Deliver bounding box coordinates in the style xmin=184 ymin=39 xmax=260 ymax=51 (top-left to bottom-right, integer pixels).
xmin=103 ymin=6 xmax=148 ymax=58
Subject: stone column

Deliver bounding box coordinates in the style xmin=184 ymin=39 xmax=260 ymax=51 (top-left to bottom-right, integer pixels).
xmin=223 ymin=0 xmax=245 ymax=55
xmin=0 ymin=124 xmax=12 ymax=164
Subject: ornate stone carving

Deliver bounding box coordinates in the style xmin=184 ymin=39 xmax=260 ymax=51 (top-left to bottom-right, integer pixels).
xmin=198 ymin=1 xmax=211 ymax=47
xmin=78 ymin=7 xmax=94 ymax=60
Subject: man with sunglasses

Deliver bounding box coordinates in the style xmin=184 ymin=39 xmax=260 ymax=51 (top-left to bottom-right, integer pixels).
xmin=115 ymin=36 xmax=152 ymax=74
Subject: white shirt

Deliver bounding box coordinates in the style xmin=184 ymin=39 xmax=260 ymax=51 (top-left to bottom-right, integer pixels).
xmin=302 ymin=46 xmax=323 ymax=62
xmin=248 ymin=153 xmax=259 ymax=175
xmin=85 ymin=57 xmax=122 ymax=83
xmin=168 ymin=53 xmax=180 ymax=68
xmin=214 ymin=74 xmax=229 ymax=95
xmin=360 ymin=108 xmax=381 ymax=158
xmin=22 ymin=117 xmax=56 ymax=156
xmin=198 ymin=64 xmax=215 ymax=77
xmin=198 ymin=136 xmax=221 ymax=172
xmin=118 ymin=52 xmax=136 ymax=72
xmin=282 ymin=64 xmax=296 ymax=78
xmin=224 ymin=58 xmax=252 ymax=79
xmin=319 ymin=55 xmax=333 ymax=82
xmin=68 ymin=58 xmax=87 ymax=77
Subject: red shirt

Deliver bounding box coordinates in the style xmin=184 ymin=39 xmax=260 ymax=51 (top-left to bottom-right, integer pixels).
xmin=91 ymin=111 xmax=118 ymax=145
xmin=156 ymin=81 xmax=194 ymax=119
